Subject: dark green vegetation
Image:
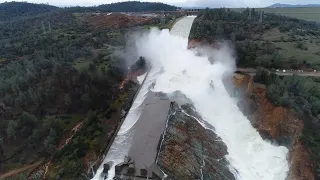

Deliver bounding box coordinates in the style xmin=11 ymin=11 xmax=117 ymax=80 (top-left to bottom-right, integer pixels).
xmin=233 ymin=7 xmax=320 ymax=22
xmin=66 ymin=2 xmax=176 ymax=13
xmin=0 ymin=1 xmax=176 ymax=179
xmin=0 ymin=1 xmax=177 ymax=22
xmin=0 ymin=9 xmax=124 ymax=179
xmin=190 ymin=8 xmax=320 ymax=70
xmin=254 ymin=69 xmax=320 ymax=178
xmin=96 ymin=1 xmax=177 ymax=12
xmin=0 ymin=1 xmax=57 ymax=21
xmin=66 ymin=1 xmax=177 ymax=13
xmin=130 ymin=57 xmax=147 ymax=72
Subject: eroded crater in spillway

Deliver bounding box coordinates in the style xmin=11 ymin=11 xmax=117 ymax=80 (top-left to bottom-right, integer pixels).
xmin=157 ymin=100 xmax=236 ymax=180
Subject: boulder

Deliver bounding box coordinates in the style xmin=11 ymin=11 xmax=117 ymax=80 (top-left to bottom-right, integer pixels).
xmin=103 ymin=161 xmax=112 ymax=173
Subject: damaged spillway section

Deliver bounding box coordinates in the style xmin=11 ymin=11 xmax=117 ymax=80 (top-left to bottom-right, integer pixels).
xmin=157 ymin=96 xmax=236 ymax=180
xmin=138 ymin=16 xmax=289 ymax=180
xmin=93 ymin=16 xmax=289 ymax=180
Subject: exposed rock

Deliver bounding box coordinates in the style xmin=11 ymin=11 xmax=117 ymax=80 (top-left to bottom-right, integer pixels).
xmin=233 ymin=73 xmax=314 ymax=180
xmin=157 ymin=102 xmax=235 ymax=180
xmin=103 ymin=163 xmax=111 ymax=173
xmin=159 ymin=91 xmax=193 ymax=106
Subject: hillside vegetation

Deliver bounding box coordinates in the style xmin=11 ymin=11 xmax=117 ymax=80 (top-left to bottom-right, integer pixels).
xmin=233 ymin=7 xmax=320 ymax=22
xmin=0 ymin=1 xmax=177 ymax=179
xmin=98 ymin=1 xmax=177 ymax=12
xmin=190 ymin=8 xmax=320 ymax=70
xmin=0 ymin=1 xmax=177 ymax=22
xmin=0 ymin=9 xmax=126 ymax=178
xmin=0 ymin=1 xmax=57 ymax=21
xmin=268 ymin=3 xmax=320 ymax=8
xmin=254 ymin=69 xmax=320 ymax=179
xmin=65 ymin=1 xmax=177 ymax=13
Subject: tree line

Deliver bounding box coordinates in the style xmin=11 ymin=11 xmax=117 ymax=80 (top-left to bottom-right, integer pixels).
xmin=189 ymin=8 xmax=320 ymax=69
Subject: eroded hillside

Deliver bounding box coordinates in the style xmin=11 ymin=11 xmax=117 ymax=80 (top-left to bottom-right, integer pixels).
xmin=233 ymin=73 xmax=314 ymax=180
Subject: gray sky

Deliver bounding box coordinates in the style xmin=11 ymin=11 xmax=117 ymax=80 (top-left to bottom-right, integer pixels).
xmin=1 ymin=0 xmax=319 ymax=8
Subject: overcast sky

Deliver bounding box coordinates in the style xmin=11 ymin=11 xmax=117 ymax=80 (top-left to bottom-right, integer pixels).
xmin=1 ymin=0 xmax=319 ymax=8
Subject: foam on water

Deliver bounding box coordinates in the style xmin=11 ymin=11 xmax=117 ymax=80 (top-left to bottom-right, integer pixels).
xmin=136 ymin=16 xmax=289 ymax=180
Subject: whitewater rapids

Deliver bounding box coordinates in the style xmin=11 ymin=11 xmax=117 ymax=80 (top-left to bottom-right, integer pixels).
xmin=135 ymin=16 xmax=289 ymax=180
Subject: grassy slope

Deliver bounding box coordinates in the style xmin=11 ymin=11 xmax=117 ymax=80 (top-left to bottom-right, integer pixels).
xmin=233 ymin=7 xmax=320 ymax=22
xmin=260 ymin=28 xmax=320 ymax=66
xmin=189 ymin=9 xmax=320 ymax=69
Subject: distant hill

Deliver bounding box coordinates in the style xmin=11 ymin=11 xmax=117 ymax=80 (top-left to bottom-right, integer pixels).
xmin=0 ymin=1 xmax=58 ymax=21
xmin=65 ymin=1 xmax=178 ymax=13
xmin=97 ymin=1 xmax=177 ymax=12
xmin=0 ymin=1 xmax=178 ymax=21
xmin=268 ymin=3 xmax=320 ymax=8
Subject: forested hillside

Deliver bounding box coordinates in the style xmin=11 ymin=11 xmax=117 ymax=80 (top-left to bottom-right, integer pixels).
xmin=0 ymin=2 xmax=57 ymax=21
xmin=189 ymin=8 xmax=320 ymax=70
xmin=0 ymin=1 xmax=177 ymax=21
xmin=65 ymin=1 xmax=177 ymax=13
xmin=98 ymin=1 xmax=177 ymax=12
xmin=0 ymin=9 xmax=123 ymax=179
xmin=0 ymin=2 xmax=169 ymax=179
xmin=254 ymin=69 xmax=320 ymax=179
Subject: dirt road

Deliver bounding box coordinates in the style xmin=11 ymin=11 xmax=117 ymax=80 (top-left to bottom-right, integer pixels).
xmin=237 ymin=68 xmax=320 ymax=77
xmin=0 ymin=161 xmax=42 ymax=179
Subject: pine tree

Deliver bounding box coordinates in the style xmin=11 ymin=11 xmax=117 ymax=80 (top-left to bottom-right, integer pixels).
xmin=259 ymin=10 xmax=263 ymax=23
xmin=48 ymin=21 xmax=51 ymax=31
xmin=6 ymin=120 xmax=17 ymax=139
xmin=41 ymin=21 xmax=46 ymax=33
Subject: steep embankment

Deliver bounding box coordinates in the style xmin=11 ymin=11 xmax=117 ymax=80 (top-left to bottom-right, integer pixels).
xmin=233 ymin=73 xmax=314 ymax=180
xmin=157 ymin=101 xmax=235 ymax=180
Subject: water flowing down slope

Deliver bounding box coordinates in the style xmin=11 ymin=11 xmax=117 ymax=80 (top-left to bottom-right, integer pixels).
xmin=92 ymin=68 xmax=160 ymax=180
xmin=93 ymin=16 xmax=289 ymax=180
xmin=170 ymin=16 xmax=197 ymax=38
xmin=136 ymin=16 xmax=289 ymax=180
xmin=92 ymin=17 xmax=196 ymax=180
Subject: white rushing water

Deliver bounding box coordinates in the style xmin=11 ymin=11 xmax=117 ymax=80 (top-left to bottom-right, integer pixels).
xmin=92 ymin=68 xmax=161 ymax=180
xmin=92 ymin=17 xmax=194 ymax=180
xmin=135 ymin=16 xmax=289 ymax=180
xmin=93 ymin=16 xmax=289 ymax=180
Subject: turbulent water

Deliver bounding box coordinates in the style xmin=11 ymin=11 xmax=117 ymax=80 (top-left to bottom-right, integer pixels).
xmin=136 ymin=16 xmax=289 ymax=180
xmin=93 ymin=16 xmax=289 ymax=180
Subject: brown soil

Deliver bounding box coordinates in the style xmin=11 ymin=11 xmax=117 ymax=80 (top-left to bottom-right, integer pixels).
xmin=233 ymin=73 xmax=315 ymax=180
xmin=0 ymin=161 xmax=42 ymax=179
xmin=187 ymin=39 xmax=201 ymax=49
xmin=82 ymin=13 xmax=155 ymax=29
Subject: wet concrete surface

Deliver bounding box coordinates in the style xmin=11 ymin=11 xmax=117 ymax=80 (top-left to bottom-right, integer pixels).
xmin=128 ymin=91 xmax=171 ymax=173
